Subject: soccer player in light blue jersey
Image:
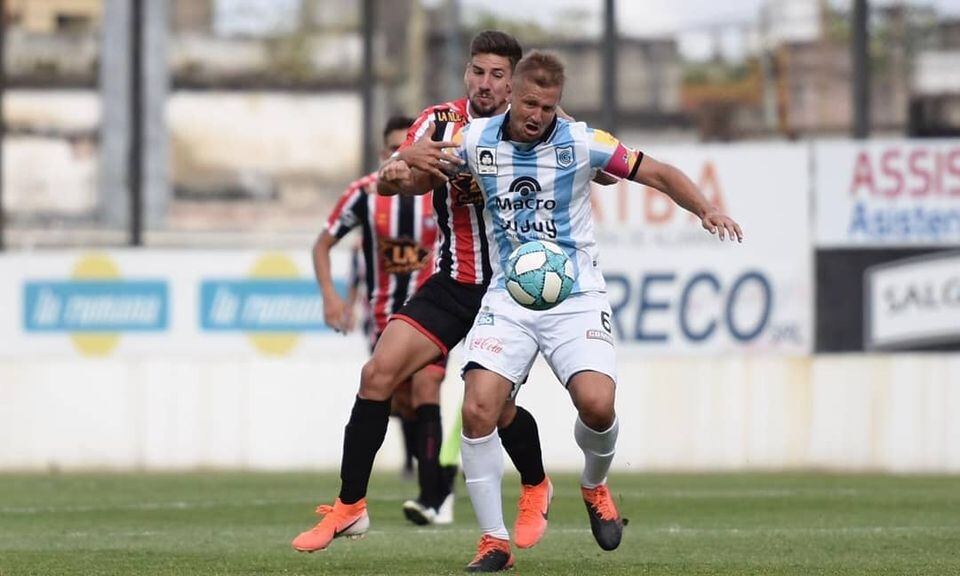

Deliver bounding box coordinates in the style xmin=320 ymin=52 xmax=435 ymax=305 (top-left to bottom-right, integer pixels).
xmin=389 ymin=50 xmax=742 ymax=572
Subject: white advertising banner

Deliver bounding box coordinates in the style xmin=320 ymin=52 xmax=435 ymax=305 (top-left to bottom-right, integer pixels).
xmin=0 ymin=250 xmax=362 ymax=358
xmin=864 ymin=251 xmax=960 ymax=350
xmin=1 ymin=145 xmax=812 ymax=358
xmin=815 ymin=139 xmax=960 ymax=247
xmin=591 ymin=143 xmax=812 ymax=354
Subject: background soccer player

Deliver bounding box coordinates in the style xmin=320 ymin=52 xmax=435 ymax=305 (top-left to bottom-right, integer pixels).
xmin=292 ymin=31 xmax=551 ymax=555
xmin=312 ymin=115 xmax=457 ymax=525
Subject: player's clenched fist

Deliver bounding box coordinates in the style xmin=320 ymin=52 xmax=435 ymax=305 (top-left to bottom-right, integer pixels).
xmin=379 ymin=159 xmax=413 ymax=188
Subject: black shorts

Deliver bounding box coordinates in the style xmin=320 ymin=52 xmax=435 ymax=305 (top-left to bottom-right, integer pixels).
xmin=392 ymin=273 xmax=488 ymax=356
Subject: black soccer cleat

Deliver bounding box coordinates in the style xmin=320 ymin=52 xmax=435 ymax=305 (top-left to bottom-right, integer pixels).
xmin=466 ymin=535 xmax=515 ymax=572
xmin=402 ymin=499 xmax=437 ymax=525
xmin=581 ymin=484 xmax=625 ymax=551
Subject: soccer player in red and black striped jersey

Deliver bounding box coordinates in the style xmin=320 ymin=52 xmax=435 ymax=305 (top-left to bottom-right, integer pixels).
xmin=313 ymin=115 xmax=457 ymax=526
xmin=292 ymin=32 xmax=551 ymax=561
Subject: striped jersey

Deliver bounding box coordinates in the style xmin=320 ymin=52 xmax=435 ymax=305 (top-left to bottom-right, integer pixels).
xmin=402 ymin=98 xmax=492 ymax=285
xmin=326 ymin=172 xmax=438 ymax=334
xmin=457 ymin=113 xmax=642 ymax=294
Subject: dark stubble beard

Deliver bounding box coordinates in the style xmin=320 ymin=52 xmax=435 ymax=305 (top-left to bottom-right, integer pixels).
xmin=469 ymin=93 xmax=499 ymax=118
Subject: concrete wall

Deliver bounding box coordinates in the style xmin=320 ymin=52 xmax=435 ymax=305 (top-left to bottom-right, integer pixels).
xmin=2 ymin=354 xmax=958 ymax=472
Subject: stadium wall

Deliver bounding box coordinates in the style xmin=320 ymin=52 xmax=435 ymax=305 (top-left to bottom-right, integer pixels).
xmin=2 ymin=138 xmax=959 ymax=472
xmin=1 ymin=355 xmax=959 ymax=472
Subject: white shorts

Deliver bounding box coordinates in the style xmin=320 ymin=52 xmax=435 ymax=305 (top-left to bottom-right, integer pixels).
xmin=462 ymin=289 xmax=618 ymax=393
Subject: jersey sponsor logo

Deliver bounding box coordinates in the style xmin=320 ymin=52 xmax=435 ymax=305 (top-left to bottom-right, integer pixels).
xmin=509 ymin=176 xmax=541 ymax=195
xmin=477 ymin=308 xmax=495 ymax=326
xmin=586 ymin=329 xmax=614 ymax=345
xmin=501 ymin=218 xmax=558 ymax=238
xmin=477 ymin=147 xmax=497 ymax=175
xmin=451 ymin=174 xmax=484 ymax=206
xmin=498 ymin=176 xmax=558 ymax=238
xmin=495 ymin=197 xmax=557 ymax=211
xmin=556 ymin=146 xmax=574 ymax=168
xmin=434 ymin=110 xmax=464 ymax=123
xmin=378 ymin=237 xmax=430 ymax=274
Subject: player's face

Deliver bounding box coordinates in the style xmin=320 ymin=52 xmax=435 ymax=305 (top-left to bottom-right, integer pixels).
xmin=379 ymin=128 xmax=407 ymax=161
xmin=464 ymin=53 xmax=513 ymax=118
xmin=509 ymin=77 xmax=562 ymax=142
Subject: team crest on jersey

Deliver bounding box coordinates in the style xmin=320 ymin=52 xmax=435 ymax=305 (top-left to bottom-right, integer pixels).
xmin=378 ymin=237 xmax=429 ymax=274
xmin=476 ymin=147 xmax=497 ymax=175
xmin=556 ymin=146 xmax=574 ymax=168
xmin=452 ymin=174 xmax=484 ymax=206
xmin=434 ymin=110 xmax=464 ymax=123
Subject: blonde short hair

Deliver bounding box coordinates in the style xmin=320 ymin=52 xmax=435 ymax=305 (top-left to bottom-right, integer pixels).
xmin=514 ymin=50 xmax=565 ymax=90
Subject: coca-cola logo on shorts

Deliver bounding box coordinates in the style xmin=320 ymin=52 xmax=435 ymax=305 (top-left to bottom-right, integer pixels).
xmin=469 ymin=336 xmax=504 ymax=354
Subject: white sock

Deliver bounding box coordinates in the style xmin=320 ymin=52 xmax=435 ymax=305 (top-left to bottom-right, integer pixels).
xmin=574 ymin=416 xmax=619 ymax=488
xmin=461 ymin=429 xmax=509 ymax=541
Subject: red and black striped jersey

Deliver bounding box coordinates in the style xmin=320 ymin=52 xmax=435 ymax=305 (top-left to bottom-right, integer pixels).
xmin=402 ymin=97 xmax=492 ymax=286
xmin=326 ymin=172 xmax=437 ymax=334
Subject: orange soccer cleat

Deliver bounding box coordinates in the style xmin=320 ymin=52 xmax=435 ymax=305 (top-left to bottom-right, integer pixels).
xmin=291 ymin=498 xmax=370 ymax=552
xmin=466 ymin=534 xmax=515 ymax=573
xmin=581 ymin=484 xmax=624 ymax=551
xmin=513 ymin=476 xmax=553 ymax=549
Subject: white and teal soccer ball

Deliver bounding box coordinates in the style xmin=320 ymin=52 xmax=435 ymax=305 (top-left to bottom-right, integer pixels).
xmin=504 ymin=240 xmax=575 ymax=311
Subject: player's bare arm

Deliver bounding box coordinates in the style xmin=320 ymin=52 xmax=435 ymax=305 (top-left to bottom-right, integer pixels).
xmin=312 ymin=230 xmax=353 ymax=333
xmin=632 ymin=155 xmax=744 ymax=242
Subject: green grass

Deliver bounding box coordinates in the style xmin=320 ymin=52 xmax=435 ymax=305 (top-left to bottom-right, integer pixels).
xmin=1 ymin=471 xmax=959 ymax=575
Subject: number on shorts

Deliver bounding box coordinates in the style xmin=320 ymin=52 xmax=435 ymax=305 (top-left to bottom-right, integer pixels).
xmin=600 ymin=311 xmax=612 ymax=333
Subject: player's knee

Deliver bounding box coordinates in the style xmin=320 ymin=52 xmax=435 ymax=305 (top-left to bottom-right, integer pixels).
xmin=577 ymin=400 xmax=615 ymax=431
xmin=359 ymin=358 xmax=397 ymax=401
xmin=461 ymin=398 xmax=499 ymax=437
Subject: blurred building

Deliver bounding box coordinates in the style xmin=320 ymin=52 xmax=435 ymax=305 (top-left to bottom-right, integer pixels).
xmin=4 ymin=0 xmax=100 ymax=86
xmin=682 ymin=1 xmax=916 ymax=139
xmin=780 ymin=5 xmax=910 ymax=136
xmin=424 ymin=29 xmax=687 ymax=133
xmin=6 ymin=0 xmax=101 ymax=34
xmin=910 ymin=18 xmax=960 ymax=137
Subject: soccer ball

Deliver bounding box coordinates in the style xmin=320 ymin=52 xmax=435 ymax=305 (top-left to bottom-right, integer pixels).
xmin=504 ymin=240 xmax=575 ymax=311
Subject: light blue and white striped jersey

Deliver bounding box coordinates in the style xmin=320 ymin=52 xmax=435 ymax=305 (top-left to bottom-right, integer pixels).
xmin=457 ymin=112 xmax=641 ymax=294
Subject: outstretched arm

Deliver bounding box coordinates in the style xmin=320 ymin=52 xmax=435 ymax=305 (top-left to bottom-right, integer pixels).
xmin=632 ymin=155 xmax=743 ymax=242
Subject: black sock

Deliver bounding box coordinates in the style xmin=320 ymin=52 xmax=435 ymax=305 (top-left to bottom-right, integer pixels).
xmin=499 ymin=405 xmax=546 ymax=487
xmin=402 ymin=417 xmax=418 ymax=471
xmin=415 ymin=403 xmax=443 ymax=508
xmin=338 ymin=396 xmax=392 ymax=504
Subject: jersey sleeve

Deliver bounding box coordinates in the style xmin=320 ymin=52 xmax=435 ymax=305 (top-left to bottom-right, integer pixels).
xmin=585 ymin=126 xmax=643 ymax=180
xmin=400 ymin=107 xmax=439 ymax=150
xmin=325 ymin=184 xmax=366 ymax=239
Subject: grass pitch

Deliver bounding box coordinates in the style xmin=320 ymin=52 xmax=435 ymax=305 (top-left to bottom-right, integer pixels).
xmin=1 ymin=471 xmax=959 ymax=575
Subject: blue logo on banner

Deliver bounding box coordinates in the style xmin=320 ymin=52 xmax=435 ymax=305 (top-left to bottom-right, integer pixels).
xmin=200 ymin=279 xmax=335 ymax=332
xmin=23 ymin=281 xmax=169 ymax=332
